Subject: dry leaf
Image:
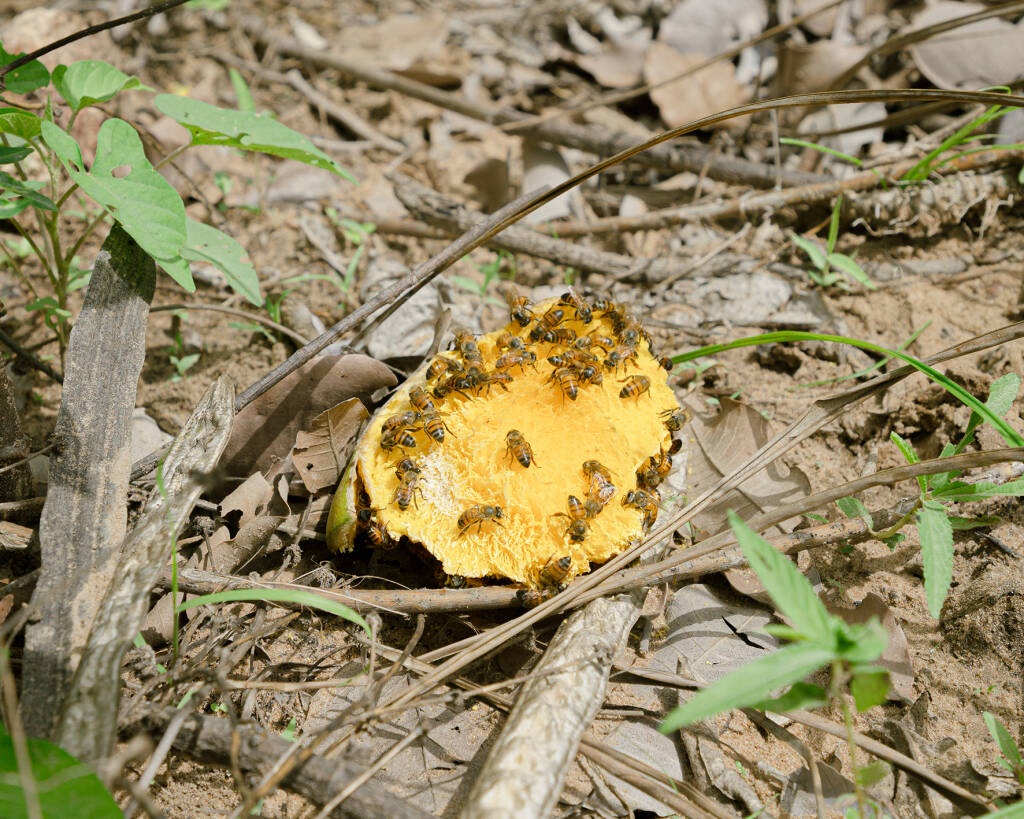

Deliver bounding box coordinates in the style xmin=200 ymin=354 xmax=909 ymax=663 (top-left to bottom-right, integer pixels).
xmin=463 ymin=157 xmax=511 ymax=213
xmin=908 ymin=1 xmax=1024 ymax=90
xmin=291 ymin=398 xmax=368 ymax=493
xmin=643 ymin=42 xmax=747 ymax=130
xmin=657 ymin=0 xmax=767 ymax=57
xmin=221 ymin=353 xmax=396 ymax=479
xmin=333 ymin=14 xmax=448 ymax=73
xmin=775 ymin=41 xmax=869 ymax=95
xmin=576 ymin=47 xmax=646 ymax=89
xmin=219 ymin=472 xmax=273 ymax=528
xmin=827 ymin=592 xmax=915 ymax=702
xmin=521 ymin=139 xmax=575 ymax=224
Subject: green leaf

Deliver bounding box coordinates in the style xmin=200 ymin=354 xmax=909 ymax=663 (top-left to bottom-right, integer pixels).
xmin=948 ymin=515 xmax=1001 ymax=530
xmin=51 ymin=118 xmax=191 ymax=291
xmin=51 ymin=61 xmax=151 ymax=112
xmin=450 ymin=274 xmax=483 ymax=294
xmin=154 ymin=94 xmax=355 ymax=181
xmin=890 ymin=431 xmax=927 ymax=494
xmin=985 ymin=712 xmax=1023 ymax=766
xmin=933 ymin=477 xmax=1024 ymax=502
xmin=850 ymin=667 xmax=890 ymax=711
xmin=0 ymin=728 xmax=120 ymax=818
xmin=0 ymin=46 xmax=50 ymax=95
xmin=792 ymin=234 xmax=827 ymax=271
xmin=855 ymin=760 xmax=891 ymax=788
xmin=829 ymin=252 xmax=876 ymax=289
xmin=0 ymin=145 xmax=31 ymax=164
xmin=180 ymin=218 xmax=261 ymax=305
xmin=729 ymin=511 xmax=834 ymax=643
xmin=750 ymin=681 xmax=827 ymax=713
xmin=826 ymin=198 xmax=841 ymax=255
xmin=176 ymin=588 xmax=370 ymax=636
xmin=0 ymin=107 xmax=41 ymax=140
xmin=986 ymin=373 xmax=1020 ymax=419
xmin=918 ymin=500 xmax=954 ymax=619
xmin=835 ymin=620 xmax=888 ymax=665
xmin=836 ymin=496 xmax=873 ymax=530
xmin=659 ymin=642 xmax=837 ymax=733
xmin=39 ymin=120 xmax=82 ymax=168
xmin=0 ymin=171 xmax=56 ymax=210
xmin=976 ymin=800 xmax=1024 ymax=818
xmin=228 ymin=67 xmax=254 ymax=112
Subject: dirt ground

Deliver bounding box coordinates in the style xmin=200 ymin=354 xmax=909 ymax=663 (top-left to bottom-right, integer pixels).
xmin=2 ymin=0 xmax=1024 ymax=817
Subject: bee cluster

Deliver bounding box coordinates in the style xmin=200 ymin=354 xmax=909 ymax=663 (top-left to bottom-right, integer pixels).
xmin=351 ymin=286 xmax=689 ymax=593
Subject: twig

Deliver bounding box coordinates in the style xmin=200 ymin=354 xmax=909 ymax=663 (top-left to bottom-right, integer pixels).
xmin=548 ymin=148 xmax=1024 ymax=236
xmin=0 ymin=0 xmax=192 ymax=80
xmin=0 ymin=325 xmax=63 ymax=383
xmin=151 ymin=303 xmax=309 ymax=346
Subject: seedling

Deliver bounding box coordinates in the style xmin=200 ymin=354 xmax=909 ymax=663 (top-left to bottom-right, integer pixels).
xmin=791 ymin=197 xmax=875 ymax=291
xmin=452 ymin=249 xmax=514 ymax=306
xmin=984 ymin=712 xmax=1024 ymax=786
xmin=661 ymin=513 xmax=891 ymax=818
xmin=0 ymin=46 xmax=354 ymax=361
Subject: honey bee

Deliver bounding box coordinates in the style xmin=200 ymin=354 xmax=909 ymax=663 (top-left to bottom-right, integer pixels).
xmin=394 ymin=457 xmax=421 ymax=480
xmin=453 ymin=327 xmax=484 ymax=367
xmin=578 ymin=364 xmax=603 ymax=386
xmin=542 ymin=327 xmax=577 ymax=346
xmin=409 ymin=386 xmax=436 ymax=415
xmin=660 ymin=407 xmax=691 ymax=432
xmin=547 ymin=349 xmax=597 ymax=369
xmin=538 ymin=554 xmax=572 ymax=589
xmin=496 ymin=332 xmax=526 ymax=352
xmin=591 ymin=298 xmax=619 ymax=315
xmin=457 ymin=504 xmax=504 ymax=536
xmin=553 ymin=496 xmax=589 ymax=542
xmin=618 ymin=320 xmax=647 ymax=347
xmin=590 ymin=335 xmax=617 ymax=354
xmin=426 ymin=355 xmax=462 ymax=381
xmin=637 ymin=445 xmax=673 ymax=489
xmin=529 ymin=307 xmax=565 ymax=341
xmin=382 ymin=410 xmax=421 ymax=435
xmin=420 ymin=409 xmax=453 ymax=443
xmin=623 ymin=488 xmax=660 ymax=530
xmin=558 ymin=291 xmax=593 ymax=324
xmin=445 ymin=574 xmax=467 ymax=589
xmin=658 ymin=356 xmax=674 ymax=372
xmin=505 ymin=429 xmax=537 ymax=468
xmin=618 ymin=375 xmax=651 ymax=400
xmin=518 ymin=587 xmax=556 ymax=608
xmin=603 ymin=345 xmax=639 ymax=372
xmin=474 ymin=369 xmax=514 ymax=395
xmin=381 ymin=428 xmax=417 ymax=452
xmin=583 ymin=460 xmax=612 ymax=482
xmin=495 ymin=349 xmax=537 ymax=374
xmin=549 ymin=366 xmax=579 ymax=402
xmin=392 ymin=470 xmax=424 ymax=510
xmin=440 ymin=372 xmax=476 ymax=399
xmin=506 ymin=288 xmax=535 ymax=327
xmin=357 ymin=508 xmax=393 ymax=548
xmin=583 ymin=462 xmax=616 ymax=506
xmin=573 ymin=335 xmax=593 ymax=350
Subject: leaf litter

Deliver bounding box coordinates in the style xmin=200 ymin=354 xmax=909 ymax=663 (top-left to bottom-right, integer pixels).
xmin=4 ymin=0 xmax=1024 ymax=816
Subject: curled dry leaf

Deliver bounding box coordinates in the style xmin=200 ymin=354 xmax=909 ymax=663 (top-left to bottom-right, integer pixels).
xmin=644 ymin=42 xmax=748 ymax=130
xmin=291 ymin=397 xmax=368 ymax=493
xmin=219 ymin=472 xmax=273 ymax=528
xmin=827 ymin=592 xmax=915 ymax=702
xmin=774 ymin=40 xmax=869 ymax=95
xmin=220 ymin=353 xmax=396 ymax=479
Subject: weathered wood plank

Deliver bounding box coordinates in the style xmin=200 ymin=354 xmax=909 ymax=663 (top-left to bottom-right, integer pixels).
xmin=22 ymin=225 xmax=155 ymax=739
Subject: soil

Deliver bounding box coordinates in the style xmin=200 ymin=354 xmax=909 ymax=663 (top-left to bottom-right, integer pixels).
xmin=2 ymin=1 xmax=1023 ymax=817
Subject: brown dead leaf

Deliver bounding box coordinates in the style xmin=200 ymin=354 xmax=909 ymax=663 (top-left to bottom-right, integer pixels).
xmin=775 ymin=41 xmax=869 ymax=95
xmin=333 ymin=14 xmax=448 ymax=73
xmin=576 ymin=46 xmax=646 ymax=89
xmin=828 ymin=592 xmax=915 ymax=702
xmin=643 ymin=42 xmax=748 ymax=129
xmin=292 ymin=398 xmax=368 ymax=493
xmin=219 ymin=473 xmax=273 ymax=528
xmin=685 ymin=397 xmax=811 ymax=598
xmin=220 ymin=353 xmax=396 ymax=480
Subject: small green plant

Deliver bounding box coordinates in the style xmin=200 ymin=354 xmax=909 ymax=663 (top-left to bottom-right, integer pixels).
xmin=837 ymin=373 xmax=1024 ymax=618
xmin=452 ymin=249 xmax=514 ymax=306
xmin=791 ymin=197 xmax=875 ymax=291
xmin=164 ymin=314 xmax=200 ymax=382
xmin=0 ymin=46 xmax=353 ymax=359
xmin=661 ymin=512 xmax=891 ymax=818
xmin=984 ymin=712 xmax=1024 ymax=786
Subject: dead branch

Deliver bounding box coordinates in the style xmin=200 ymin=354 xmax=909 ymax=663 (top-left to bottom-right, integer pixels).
xmin=0 ymin=359 xmax=33 ymax=502
xmin=22 ymin=225 xmax=156 ymax=739
xmin=56 ymin=376 xmax=234 ymax=768
xmin=463 ymin=593 xmax=644 ymax=818
xmin=393 ymin=174 xmax=694 ymax=282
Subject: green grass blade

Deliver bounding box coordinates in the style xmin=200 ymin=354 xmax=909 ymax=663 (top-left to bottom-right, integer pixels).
xmin=177 ymin=589 xmax=370 ymax=635
xmin=796 ymin=321 xmax=930 ymax=389
xmin=670 ymin=332 xmax=1024 ymax=447
xmin=779 ymin=138 xmax=863 ymax=166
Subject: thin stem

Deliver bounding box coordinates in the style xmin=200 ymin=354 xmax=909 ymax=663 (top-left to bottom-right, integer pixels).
xmin=831 ymin=660 xmax=868 ymax=817
xmin=8 ymin=219 xmax=54 ymax=289
xmin=872 ymin=495 xmax=922 ymax=540
xmin=154 ymin=143 xmax=190 ymax=171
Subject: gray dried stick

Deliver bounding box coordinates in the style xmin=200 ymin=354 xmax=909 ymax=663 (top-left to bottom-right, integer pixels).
xmin=462 ymin=592 xmax=643 ymax=818
xmin=55 ymin=376 xmax=234 ymax=766
xmin=21 ymin=225 xmax=155 ymax=739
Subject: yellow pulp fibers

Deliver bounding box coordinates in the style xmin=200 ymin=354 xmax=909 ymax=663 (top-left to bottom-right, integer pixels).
xmin=356 ymin=305 xmax=678 ymax=585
